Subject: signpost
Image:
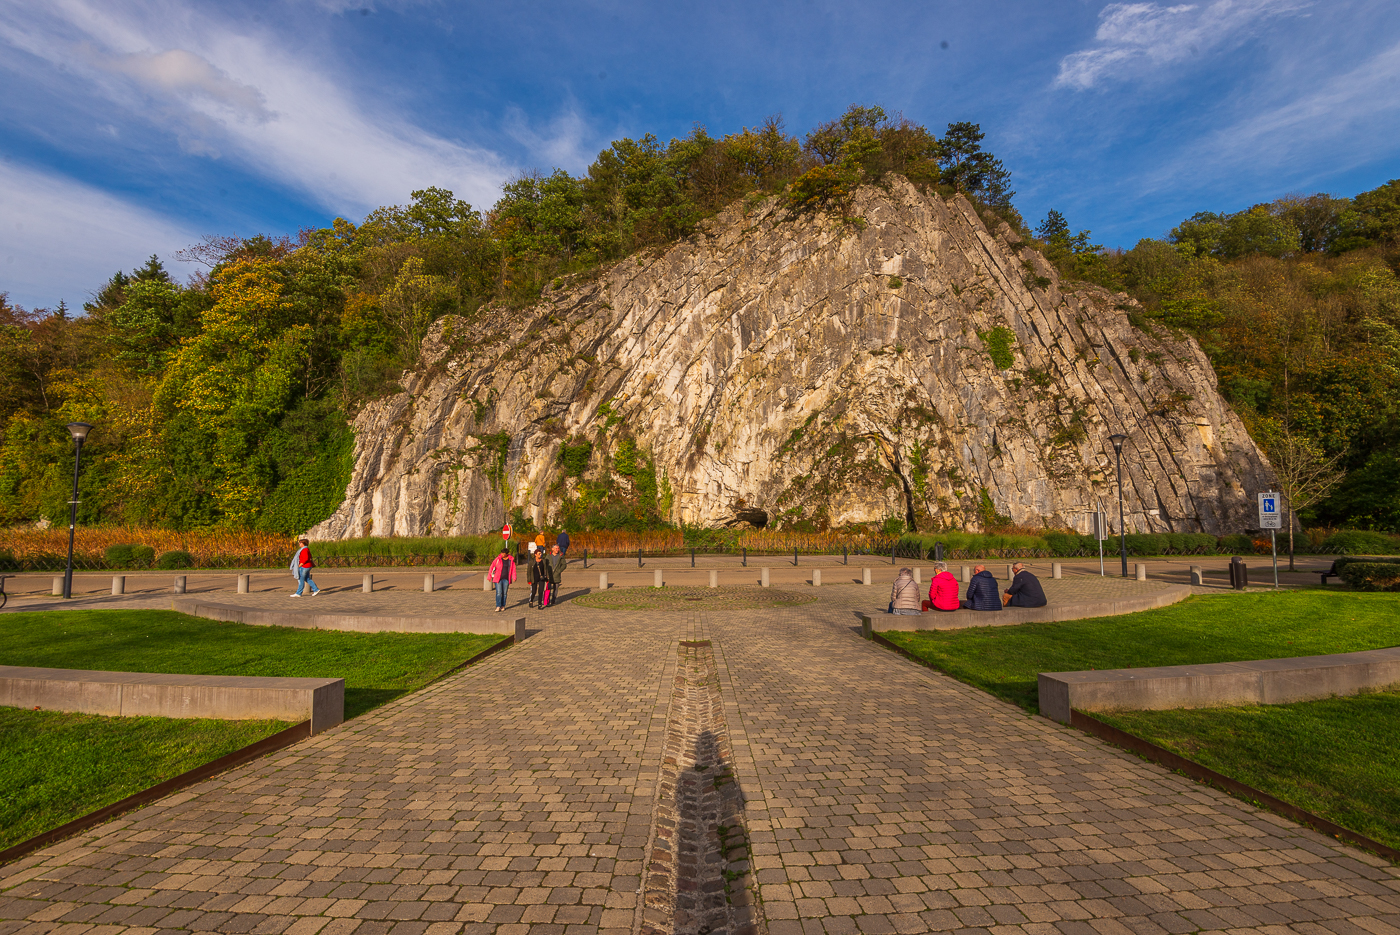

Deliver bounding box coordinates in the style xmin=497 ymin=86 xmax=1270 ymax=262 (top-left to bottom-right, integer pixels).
xmin=501 ymin=523 xmax=512 ymax=541
xmin=1092 ymin=509 xmax=1108 ymax=577
xmin=1258 ymin=492 xmax=1281 ymax=589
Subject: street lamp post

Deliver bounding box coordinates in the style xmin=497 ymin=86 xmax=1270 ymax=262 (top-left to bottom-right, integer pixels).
xmin=1109 ymin=433 xmax=1129 ymax=578
xmin=63 ymin=422 xmax=93 ymax=600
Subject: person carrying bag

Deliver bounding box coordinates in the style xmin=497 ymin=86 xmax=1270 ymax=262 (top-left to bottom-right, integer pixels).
xmin=289 ymin=538 xmax=320 ymax=597
xmin=488 ymin=546 xmax=517 ymax=612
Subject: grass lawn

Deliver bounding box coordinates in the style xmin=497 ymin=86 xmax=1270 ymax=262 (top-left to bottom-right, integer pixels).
xmin=0 ymin=609 xmax=507 ymax=852
xmin=0 ymin=708 xmax=290 ymax=851
xmin=880 ymin=591 xmax=1400 ymax=713
xmin=0 ymin=609 xmax=507 ymax=718
xmin=1098 ymin=693 xmax=1400 ymax=853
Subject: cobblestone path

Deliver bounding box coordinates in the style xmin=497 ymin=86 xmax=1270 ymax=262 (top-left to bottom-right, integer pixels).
xmin=3 ymin=597 xmax=1399 ymax=935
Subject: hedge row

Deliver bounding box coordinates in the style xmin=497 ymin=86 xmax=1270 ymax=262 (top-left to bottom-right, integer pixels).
xmin=1337 ymin=560 xmax=1400 ymax=591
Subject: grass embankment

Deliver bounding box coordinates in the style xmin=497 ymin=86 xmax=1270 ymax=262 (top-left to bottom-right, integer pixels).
xmin=881 ymin=591 xmax=1400 ymax=712
xmin=1100 ymin=696 xmax=1400 ymax=852
xmin=882 ymin=591 xmax=1400 ymax=852
xmin=0 ymin=709 xmax=290 ymax=851
xmin=0 ymin=609 xmax=506 ymax=850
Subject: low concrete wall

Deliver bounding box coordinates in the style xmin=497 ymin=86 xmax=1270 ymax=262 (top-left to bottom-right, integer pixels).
xmin=869 ymin=584 xmax=1191 ymax=632
xmin=0 ymin=665 xmax=344 ymax=733
xmin=1039 ymin=646 xmax=1400 ymax=723
xmin=174 ymin=598 xmax=520 ymax=636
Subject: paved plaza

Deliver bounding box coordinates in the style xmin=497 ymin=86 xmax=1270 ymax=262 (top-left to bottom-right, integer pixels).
xmin=3 ymin=566 xmax=1398 ymax=935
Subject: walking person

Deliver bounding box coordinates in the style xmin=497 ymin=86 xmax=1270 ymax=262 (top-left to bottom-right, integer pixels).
xmin=556 ymin=530 xmax=570 ymax=559
xmin=527 ymin=545 xmax=548 ymax=608
xmin=544 ymin=544 xmax=568 ymax=607
xmin=488 ymin=546 xmax=517 ymax=612
xmin=289 ymin=538 xmax=320 ymax=597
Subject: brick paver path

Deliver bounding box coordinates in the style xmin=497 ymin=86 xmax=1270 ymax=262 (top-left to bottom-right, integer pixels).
xmin=3 ymin=587 xmax=1398 ymax=935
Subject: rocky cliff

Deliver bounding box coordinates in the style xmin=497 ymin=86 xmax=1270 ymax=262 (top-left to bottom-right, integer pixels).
xmin=310 ymin=176 xmax=1274 ymax=540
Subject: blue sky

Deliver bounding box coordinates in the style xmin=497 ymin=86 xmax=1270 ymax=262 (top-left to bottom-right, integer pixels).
xmin=2 ymin=0 xmax=1397 ymax=310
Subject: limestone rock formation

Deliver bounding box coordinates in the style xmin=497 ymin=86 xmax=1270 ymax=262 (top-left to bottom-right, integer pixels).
xmin=310 ymin=177 xmax=1274 ymax=540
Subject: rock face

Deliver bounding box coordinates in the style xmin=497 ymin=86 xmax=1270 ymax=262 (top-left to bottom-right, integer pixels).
xmin=310 ymin=177 xmax=1273 ymax=540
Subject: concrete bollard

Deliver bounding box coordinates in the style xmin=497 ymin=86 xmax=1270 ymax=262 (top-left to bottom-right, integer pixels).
xmin=1189 ymin=565 xmax=1203 ymax=586
xmin=709 ymin=569 xmax=718 ymax=588
xmin=599 ymin=572 xmax=608 ymax=590
xmin=112 ymin=575 xmax=125 ymax=596
xmin=860 ymin=614 xmax=872 ymax=639
xmin=862 ymin=567 xmax=871 ymax=586
xmin=653 ymin=568 xmax=663 ymax=588
xmin=813 ymin=569 xmax=822 ymax=587
xmin=1051 ymin=562 xmax=1062 ymax=580
xmin=482 ymin=574 xmax=490 ymax=591
xmin=761 ymin=567 xmax=770 ymax=588
xmin=237 ymin=574 xmax=249 ymax=594
xmin=173 ymin=576 xmax=187 ymax=594
xmin=514 ymin=617 xmax=527 ymax=642
xmin=960 ymin=565 xmax=970 ymax=583
xmin=914 ymin=567 xmax=921 ymax=584
xmin=1136 ymin=563 xmax=1147 ymax=581
xmin=364 ymin=574 xmax=375 ymax=593
xmin=423 ymin=573 xmax=435 ymax=593
xmin=1006 ymin=564 xmax=1015 ymax=581
xmin=52 ymin=576 xmax=63 ymax=596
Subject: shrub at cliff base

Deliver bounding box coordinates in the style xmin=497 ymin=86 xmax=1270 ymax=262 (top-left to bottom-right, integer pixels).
xmin=1321 ymin=530 xmax=1400 ymax=555
xmin=103 ymin=544 xmax=156 ymax=568
xmin=1339 ymin=561 xmax=1400 ymax=591
xmin=154 ymin=550 xmax=194 ymax=570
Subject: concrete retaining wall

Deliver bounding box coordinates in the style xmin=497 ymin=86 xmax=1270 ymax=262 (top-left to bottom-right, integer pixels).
xmin=174 ymin=598 xmax=520 ymax=636
xmin=0 ymin=665 xmax=344 ymax=733
xmin=869 ymin=585 xmax=1191 ymax=632
xmin=1039 ymin=646 xmax=1400 ymax=723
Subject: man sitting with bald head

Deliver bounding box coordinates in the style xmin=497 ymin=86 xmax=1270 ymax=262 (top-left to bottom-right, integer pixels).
xmin=1003 ymin=562 xmax=1048 ymax=608
xmin=961 ymin=564 xmax=1002 ymax=611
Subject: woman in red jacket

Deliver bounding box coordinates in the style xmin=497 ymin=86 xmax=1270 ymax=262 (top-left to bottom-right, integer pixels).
xmin=488 ymin=546 xmax=517 ymax=612
xmin=927 ymin=561 xmax=960 ymax=612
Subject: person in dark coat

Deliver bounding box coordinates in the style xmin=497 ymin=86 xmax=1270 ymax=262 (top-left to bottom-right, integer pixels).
xmin=526 ymin=546 xmax=548 ymax=608
xmin=556 ymin=531 xmax=571 ymax=558
xmin=961 ymin=565 xmax=1002 ymax=610
xmin=1003 ymin=562 xmax=1048 ymax=607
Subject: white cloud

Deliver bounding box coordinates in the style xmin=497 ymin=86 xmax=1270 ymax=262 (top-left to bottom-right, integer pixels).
xmin=0 ymin=0 xmax=513 ymax=214
xmin=0 ymin=159 xmax=201 ymax=310
xmin=504 ymin=106 xmax=596 ymax=175
xmin=100 ymin=48 xmax=272 ymax=122
xmin=1056 ymin=0 xmax=1308 ymax=89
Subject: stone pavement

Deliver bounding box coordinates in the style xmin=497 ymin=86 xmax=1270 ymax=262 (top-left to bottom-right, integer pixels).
xmin=3 ymin=590 xmax=1398 ymax=935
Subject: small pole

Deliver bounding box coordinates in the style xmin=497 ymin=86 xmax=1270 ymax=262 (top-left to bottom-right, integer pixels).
xmin=1271 ymin=529 xmax=1278 ymax=589
xmin=890 ymin=541 xmax=896 ymax=565
xmin=638 ymin=547 xmax=642 ymax=568
xmin=691 ymin=548 xmax=695 ymax=568
xmin=742 ymin=547 xmax=747 ymax=567
xmin=843 ymin=545 xmax=848 ymax=565
xmin=794 ymin=546 xmax=798 ymax=566
xmin=584 ymin=548 xmax=588 ymax=569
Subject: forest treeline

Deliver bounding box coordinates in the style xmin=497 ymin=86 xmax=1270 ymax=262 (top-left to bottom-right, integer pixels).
xmin=0 ymin=103 xmax=1396 ymax=533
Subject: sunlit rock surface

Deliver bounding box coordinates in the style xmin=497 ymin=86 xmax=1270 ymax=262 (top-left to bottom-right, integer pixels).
xmin=311 ymin=178 xmax=1272 ymax=539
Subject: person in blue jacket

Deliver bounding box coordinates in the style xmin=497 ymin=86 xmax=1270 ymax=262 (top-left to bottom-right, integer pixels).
xmin=961 ymin=564 xmax=1002 ymax=610
xmin=556 ymin=530 xmax=570 ymax=558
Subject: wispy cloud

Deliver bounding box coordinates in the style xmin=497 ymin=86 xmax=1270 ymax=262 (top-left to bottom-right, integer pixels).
xmin=0 ymin=159 xmax=201 ymax=309
xmin=0 ymin=0 xmax=513 ymax=213
xmin=504 ymin=106 xmax=597 ymax=175
xmin=1056 ymin=0 xmax=1308 ymax=89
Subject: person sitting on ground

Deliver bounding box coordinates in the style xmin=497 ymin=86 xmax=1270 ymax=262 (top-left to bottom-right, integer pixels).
xmin=1003 ymin=562 xmax=1048 ymax=607
xmin=961 ymin=564 xmax=1001 ymax=611
xmin=488 ymin=546 xmax=517 ymax=613
xmin=888 ymin=567 xmax=922 ymax=615
xmin=926 ymin=561 xmax=960 ymax=612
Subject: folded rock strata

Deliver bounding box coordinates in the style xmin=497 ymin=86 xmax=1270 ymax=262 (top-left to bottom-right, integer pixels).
xmin=311 ymin=176 xmax=1273 ymax=539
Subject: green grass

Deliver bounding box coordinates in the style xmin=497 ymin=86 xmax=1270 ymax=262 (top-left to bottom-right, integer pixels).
xmin=881 ymin=591 xmax=1400 ymax=713
xmin=0 ymin=609 xmax=506 ymax=718
xmin=0 ymin=609 xmax=507 ymax=852
xmin=1098 ymin=694 xmax=1400 ymax=853
xmin=0 ymin=708 xmax=290 ymax=851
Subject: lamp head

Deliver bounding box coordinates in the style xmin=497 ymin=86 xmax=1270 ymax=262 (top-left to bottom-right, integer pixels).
xmin=1108 ymin=433 xmax=1127 ymax=453
xmin=66 ymin=422 xmax=94 ymax=443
